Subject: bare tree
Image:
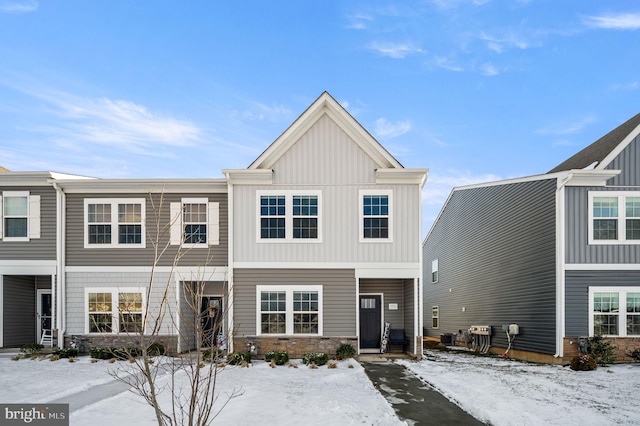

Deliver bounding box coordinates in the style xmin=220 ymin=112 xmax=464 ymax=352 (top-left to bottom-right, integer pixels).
xmin=101 ymin=190 xmax=241 ymax=425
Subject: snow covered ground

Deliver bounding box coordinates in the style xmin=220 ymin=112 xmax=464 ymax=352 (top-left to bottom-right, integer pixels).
xmin=1 ymin=349 xmax=639 ymax=425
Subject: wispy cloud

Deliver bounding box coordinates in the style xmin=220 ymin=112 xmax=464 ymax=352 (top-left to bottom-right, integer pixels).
xmin=584 ymin=13 xmax=640 ymax=30
xmin=346 ymin=13 xmax=373 ymax=30
xmin=536 ymin=116 xmax=596 ymax=135
xmin=430 ymin=0 xmax=490 ymax=9
xmin=435 ymin=57 xmax=464 ymax=72
xmin=479 ymin=31 xmax=533 ymax=53
xmin=374 ymin=118 xmax=411 ymax=140
xmin=609 ymin=81 xmax=640 ymax=91
xmin=0 ymin=0 xmax=38 ymax=13
xmin=236 ymin=101 xmax=292 ymax=122
xmin=367 ymin=42 xmax=425 ymax=58
xmin=480 ymin=63 xmax=499 ymax=76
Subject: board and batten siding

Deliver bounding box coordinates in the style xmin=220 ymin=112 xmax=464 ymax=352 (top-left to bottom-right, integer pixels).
xmin=233 ymin=184 xmax=421 ymax=264
xmin=65 ymin=192 xmax=228 ymax=267
xmin=65 ymin=271 xmax=177 ymax=335
xmin=2 ymin=275 xmax=36 ymax=345
xmin=605 ymin=133 xmax=640 ymax=187
xmin=0 ymin=186 xmax=57 ymax=260
xmin=423 ymin=178 xmax=557 ymax=354
xmin=565 ymin=270 xmax=640 ymax=336
xmin=232 ymin=268 xmax=356 ymax=337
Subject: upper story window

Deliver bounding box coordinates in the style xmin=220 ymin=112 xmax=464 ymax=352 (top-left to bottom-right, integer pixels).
xmin=170 ymin=198 xmax=219 ymax=247
xmin=589 ymin=192 xmax=640 ymax=244
xmin=590 ymin=287 xmax=640 ymax=337
xmin=256 ymin=191 xmax=321 ymax=242
xmin=85 ymin=199 xmax=145 ymax=248
xmin=0 ymin=191 xmax=40 ymax=242
xmin=431 ymin=259 xmax=439 ymax=283
xmin=359 ymin=190 xmax=393 ymax=242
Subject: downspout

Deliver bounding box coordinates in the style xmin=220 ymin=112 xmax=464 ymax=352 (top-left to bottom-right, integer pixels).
xmin=52 ymin=182 xmax=66 ymax=349
xmin=554 ymin=175 xmax=569 ymax=358
xmin=225 ymin=174 xmax=234 ymax=353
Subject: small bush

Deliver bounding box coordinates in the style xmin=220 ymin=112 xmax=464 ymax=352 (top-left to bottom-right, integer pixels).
xmin=589 ymin=335 xmax=617 ymax=366
xmin=327 ymin=360 xmax=338 ymax=369
xmin=335 ymin=343 xmax=356 ymax=360
xmin=52 ymin=348 xmax=78 ymax=359
xmin=49 ymin=354 xmax=60 ymax=362
xmin=11 ymin=355 xmax=22 ymax=361
xmin=146 ymin=342 xmax=165 ymax=357
xmin=203 ymin=349 xmax=224 ymax=363
xmin=265 ymin=350 xmax=289 ymax=366
xmin=570 ymin=354 xmax=597 ymax=371
xmin=20 ymin=343 xmax=44 ymax=355
xmin=90 ymin=347 xmax=114 ymax=360
xmin=628 ymin=348 xmax=640 ymax=363
xmin=302 ymin=352 xmax=329 ymax=366
xmin=227 ymin=351 xmax=251 ymax=365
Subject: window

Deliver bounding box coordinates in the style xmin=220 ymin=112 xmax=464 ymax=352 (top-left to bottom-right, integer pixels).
xmin=86 ymin=289 xmax=145 ymax=334
xmin=432 ymin=259 xmax=439 ymax=283
xmin=256 ymin=191 xmax=321 ymax=242
xmin=257 ymin=285 xmax=322 ymax=335
xmin=0 ymin=191 xmax=40 ymax=241
xmin=432 ymin=306 xmax=439 ymax=329
xmin=85 ymin=199 xmax=145 ymax=248
xmin=590 ymin=287 xmax=640 ymax=337
xmin=589 ymin=192 xmax=640 ymax=244
xmin=359 ymin=190 xmax=392 ymax=242
xmin=170 ymin=199 xmax=219 ymax=247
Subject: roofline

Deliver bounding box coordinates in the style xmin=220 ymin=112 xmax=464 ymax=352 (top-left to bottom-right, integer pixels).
xmin=0 ymin=171 xmax=95 ymax=186
xmin=52 ymin=178 xmax=228 ymax=194
xmin=596 ymin=121 xmax=640 ymax=170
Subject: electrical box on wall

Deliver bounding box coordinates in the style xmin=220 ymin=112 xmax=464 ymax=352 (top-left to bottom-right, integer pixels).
xmin=508 ymin=324 xmax=520 ymax=335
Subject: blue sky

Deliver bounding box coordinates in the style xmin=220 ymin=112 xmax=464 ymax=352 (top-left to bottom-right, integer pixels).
xmin=1 ymin=0 xmax=639 ymax=235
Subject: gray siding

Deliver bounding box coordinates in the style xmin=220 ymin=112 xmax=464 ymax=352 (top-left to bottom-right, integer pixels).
xmin=0 ymin=186 xmax=57 ymax=260
xmin=403 ymin=279 xmax=415 ymax=353
xmin=423 ymin=178 xmax=557 ymax=354
xmin=65 ymin=192 xmax=228 ymax=267
xmin=233 ymin=268 xmax=356 ymax=337
xmin=3 ymin=276 xmax=36 ymax=345
xmin=605 ymin=133 xmax=640 ymax=187
xmin=565 ymin=270 xmax=640 ymax=336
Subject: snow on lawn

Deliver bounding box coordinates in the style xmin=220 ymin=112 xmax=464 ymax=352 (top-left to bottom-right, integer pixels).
xmin=400 ymin=349 xmax=640 ymax=426
xmin=0 ymin=355 xmax=402 ymax=426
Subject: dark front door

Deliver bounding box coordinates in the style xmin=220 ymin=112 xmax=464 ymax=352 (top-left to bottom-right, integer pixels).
xmin=201 ymin=296 xmax=222 ymax=348
xmin=359 ymin=295 xmax=382 ymax=349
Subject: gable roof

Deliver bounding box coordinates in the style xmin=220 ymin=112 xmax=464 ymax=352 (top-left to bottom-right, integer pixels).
xmin=548 ymin=112 xmax=640 ymax=173
xmin=248 ymin=91 xmax=403 ymax=170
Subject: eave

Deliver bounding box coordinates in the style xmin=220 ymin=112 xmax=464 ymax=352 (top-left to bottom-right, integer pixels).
xmin=558 ymin=169 xmax=621 ymax=187
xmin=51 ymin=178 xmax=228 ymax=194
xmin=376 ymin=168 xmax=429 ymax=187
xmin=222 ymin=169 xmax=273 ymax=185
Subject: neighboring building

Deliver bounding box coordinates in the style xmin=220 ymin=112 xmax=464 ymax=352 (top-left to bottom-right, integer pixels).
xmin=225 ymin=92 xmax=428 ymax=357
xmin=423 ymin=113 xmax=640 ymax=363
xmin=0 ymin=92 xmax=428 ymax=358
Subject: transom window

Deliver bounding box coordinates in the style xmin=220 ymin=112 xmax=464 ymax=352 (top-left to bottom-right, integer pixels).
xmin=257 ymin=285 xmax=322 ymax=335
xmin=256 ymin=191 xmax=321 ymax=242
xmin=590 ymin=287 xmax=640 ymax=337
xmin=359 ymin=190 xmax=393 ymax=242
xmin=86 ymin=289 xmax=145 ymax=334
xmin=589 ymin=192 xmax=640 ymax=244
xmin=2 ymin=192 xmax=28 ymax=239
xmin=85 ymin=199 xmax=145 ymax=248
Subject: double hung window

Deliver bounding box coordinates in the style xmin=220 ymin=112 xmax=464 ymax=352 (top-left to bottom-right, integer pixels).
xmin=359 ymin=190 xmax=392 ymax=242
xmin=86 ymin=289 xmax=145 ymax=334
xmin=85 ymin=199 xmax=145 ymax=248
xmin=590 ymin=287 xmax=640 ymax=336
xmin=0 ymin=191 xmax=39 ymax=241
xmin=257 ymin=191 xmax=321 ymax=242
xmin=257 ymin=286 xmax=322 ymax=335
xmin=589 ymin=192 xmax=640 ymax=244
xmin=170 ymin=198 xmax=219 ymax=247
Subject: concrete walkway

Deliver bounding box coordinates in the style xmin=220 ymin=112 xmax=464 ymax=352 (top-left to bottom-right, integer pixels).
xmin=362 ymin=361 xmax=485 ymax=425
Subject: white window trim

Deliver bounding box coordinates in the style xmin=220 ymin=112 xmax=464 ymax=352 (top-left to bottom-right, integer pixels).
xmin=359 ymin=189 xmax=393 ymax=243
xmin=84 ymin=198 xmax=146 ymax=248
xmin=588 ymin=286 xmax=640 ymax=337
xmin=1 ymin=191 xmax=30 ymax=242
xmin=256 ymin=285 xmax=323 ymax=336
xmin=588 ymin=191 xmax=640 ymax=245
xmin=255 ymin=190 xmax=322 ymax=243
xmin=84 ymin=287 xmax=147 ymax=334
xmin=180 ymin=197 xmax=209 ymax=248
xmin=432 ymin=259 xmax=439 ymax=283
xmin=432 ymin=305 xmax=439 ymax=329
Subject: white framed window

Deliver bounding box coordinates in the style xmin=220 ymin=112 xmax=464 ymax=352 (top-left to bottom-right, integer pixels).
xmin=256 ymin=285 xmax=323 ymax=335
xmin=85 ymin=288 xmax=145 ymax=334
xmin=589 ymin=192 xmax=640 ymax=244
xmin=256 ymin=191 xmax=322 ymax=242
xmin=432 ymin=306 xmax=439 ymax=329
xmin=170 ymin=198 xmax=219 ymax=247
xmin=0 ymin=191 xmax=40 ymax=241
xmin=589 ymin=287 xmax=640 ymax=337
xmin=432 ymin=259 xmax=439 ymax=283
xmin=84 ymin=198 xmax=146 ymax=248
xmin=359 ymin=190 xmax=393 ymax=242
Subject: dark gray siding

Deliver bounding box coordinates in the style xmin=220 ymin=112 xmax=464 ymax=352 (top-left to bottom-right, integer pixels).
xmin=3 ymin=276 xmax=36 ymax=345
xmin=65 ymin=192 xmax=228 ymax=267
xmin=423 ymin=178 xmax=557 ymax=354
xmin=233 ymin=268 xmax=356 ymax=337
xmin=0 ymin=186 xmax=57 ymax=260
xmin=606 ymin=134 xmax=640 ymax=187
xmin=565 ymin=270 xmax=640 ymax=336
xmin=403 ymin=279 xmax=415 ymax=353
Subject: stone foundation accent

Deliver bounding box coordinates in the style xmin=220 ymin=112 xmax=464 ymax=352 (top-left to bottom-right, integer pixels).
xmin=565 ymin=336 xmax=640 ymax=363
xmin=63 ymin=334 xmax=179 ymax=356
xmin=233 ymin=336 xmax=358 ymax=359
